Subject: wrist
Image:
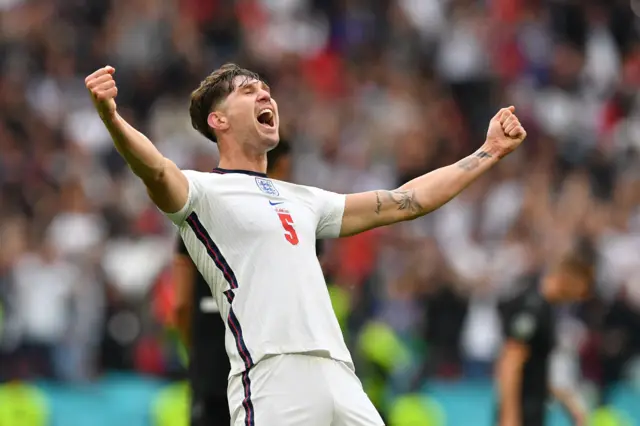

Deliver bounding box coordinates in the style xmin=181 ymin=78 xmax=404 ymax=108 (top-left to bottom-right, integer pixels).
xmin=480 ymin=141 xmax=507 ymax=160
xmin=99 ymin=110 xmax=119 ymax=127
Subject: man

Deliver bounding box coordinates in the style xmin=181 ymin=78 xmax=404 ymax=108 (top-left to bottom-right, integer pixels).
xmin=496 ymin=243 xmax=595 ymax=426
xmin=85 ymin=63 xmax=526 ymax=426
xmin=172 ymin=138 xmax=295 ymax=426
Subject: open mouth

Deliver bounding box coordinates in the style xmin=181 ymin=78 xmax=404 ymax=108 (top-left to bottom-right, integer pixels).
xmin=257 ymin=108 xmax=275 ymax=129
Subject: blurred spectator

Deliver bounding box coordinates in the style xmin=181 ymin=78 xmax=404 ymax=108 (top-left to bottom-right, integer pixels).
xmin=12 ymin=240 xmax=79 ymax=379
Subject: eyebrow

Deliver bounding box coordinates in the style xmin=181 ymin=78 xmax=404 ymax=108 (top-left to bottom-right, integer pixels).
xmin=240 ymin=80 xmax=270 ymax=92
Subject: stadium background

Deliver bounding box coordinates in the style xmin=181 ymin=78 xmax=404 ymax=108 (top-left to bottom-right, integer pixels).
xmin=0 ymin=0 xmax=639 ymax=425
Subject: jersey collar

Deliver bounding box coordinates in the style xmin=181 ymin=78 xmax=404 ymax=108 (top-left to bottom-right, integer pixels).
xmin=212 ymin=167 xmax=267 ymax=178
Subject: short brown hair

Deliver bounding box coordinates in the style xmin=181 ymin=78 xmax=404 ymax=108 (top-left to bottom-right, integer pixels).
xmin=189 ymin=63 xmax=261 ymax=143
xmin=558 ymin=238 xmax=597 ymax=283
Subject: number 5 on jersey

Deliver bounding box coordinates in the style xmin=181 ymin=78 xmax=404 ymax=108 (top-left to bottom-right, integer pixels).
xmin=277 ymin=212 xmax=299 ymax=245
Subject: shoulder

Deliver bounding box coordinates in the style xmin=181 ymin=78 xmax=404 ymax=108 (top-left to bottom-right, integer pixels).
xmin=503 ymin=289 xmax=546 ymax=340
xmin=182 ymin=169 xmax=220 ymax=183
xmin=279 ymin=181 xmax=320 ymax=196
xmin=163 ymin=170 xmax=224 ymax=224
xmin=282 ymin=182 xmax=344 ymax=199
xmin=284 ymin=183 xmax=345 ymax=211
xmin=182 ymin=170 xmax=250 ymax=196
xmin=266 ymin=180 xmax=319 ymax=202
xmin=180 ymin=169 xmax=216 ymax=192
xmin=506 ymin=288 xmax=546 ymax=317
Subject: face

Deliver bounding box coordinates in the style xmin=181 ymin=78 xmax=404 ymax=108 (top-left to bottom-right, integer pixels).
xmin=547 ymin=268 xmax=591 ymax=302
xmin=210 ymin=76 xmax=280 ymax=151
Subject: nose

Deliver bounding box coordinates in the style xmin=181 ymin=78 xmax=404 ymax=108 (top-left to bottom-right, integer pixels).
xmin=257 ymin=88 xmax=271 ymax=103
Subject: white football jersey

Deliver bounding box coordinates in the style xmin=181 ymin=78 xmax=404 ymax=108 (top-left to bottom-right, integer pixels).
xmin=166 ymin=167 xmax=352 ymax=376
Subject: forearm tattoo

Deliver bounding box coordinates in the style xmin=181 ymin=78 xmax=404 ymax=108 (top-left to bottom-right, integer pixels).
xmin=457 ymin=150 xmax=493 ymax=171
xmin=374 ymin=189 xmax=423 ymax=215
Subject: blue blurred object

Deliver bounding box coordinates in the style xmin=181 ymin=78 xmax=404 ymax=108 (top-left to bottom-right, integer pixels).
xmin=3 ymin=375 xmax=634 ymax=426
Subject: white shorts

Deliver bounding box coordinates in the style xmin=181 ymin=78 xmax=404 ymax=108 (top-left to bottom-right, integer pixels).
xmin=228 ymin=353 xmax=385 ymax=426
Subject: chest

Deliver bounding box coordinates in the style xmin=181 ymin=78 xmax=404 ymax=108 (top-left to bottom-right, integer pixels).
xmin=529 ymin=308 xmax=555 ymax=354
xmin=203 ymin=184 xmax=317 ymax=247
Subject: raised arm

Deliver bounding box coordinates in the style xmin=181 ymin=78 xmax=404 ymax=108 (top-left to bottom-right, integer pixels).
xmin=339 ymin=107 xmax=526 ymax=237
xmin=85 ymin=66 xmax=188 ymax=214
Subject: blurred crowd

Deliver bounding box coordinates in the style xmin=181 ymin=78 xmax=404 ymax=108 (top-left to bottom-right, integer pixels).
xmin=0 ymin=0 xmax=639 ymax=411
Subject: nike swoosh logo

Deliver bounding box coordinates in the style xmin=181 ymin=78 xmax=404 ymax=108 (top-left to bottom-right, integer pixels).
xmin=269 ymin=201 xmax=284 ymax=206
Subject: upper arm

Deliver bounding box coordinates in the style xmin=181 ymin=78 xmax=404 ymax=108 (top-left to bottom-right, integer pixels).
xmin=499 ymin=339 xmax=530 ymax=369
xmin=308 ymin=187 xmax=347 ymax=239
xmin=496 ymin=338 xmax=530 ymax=405
xmin=340 ymin=189 xmax=424 ymax=237
xmin=145 ymin=158 xmax=190 ymax=218
xmin=498 ymin=307 xmax=538 ymax=372
xmin=157 ymin=168 xmax=204 ymax=225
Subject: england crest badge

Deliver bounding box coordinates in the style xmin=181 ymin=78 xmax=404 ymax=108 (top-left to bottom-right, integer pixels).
xmin=255 ymin=177 xmax=279 ymax=196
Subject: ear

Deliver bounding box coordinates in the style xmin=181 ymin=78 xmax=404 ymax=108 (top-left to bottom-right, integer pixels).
xmin=208 ymin=111 xmax=229 ymax=133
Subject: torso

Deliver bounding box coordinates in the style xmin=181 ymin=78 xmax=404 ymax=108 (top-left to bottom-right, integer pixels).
xmin=174 ymin=168 xmax=351 ymax=376
xmin=500 ymin=285 xmax=555 ymax=424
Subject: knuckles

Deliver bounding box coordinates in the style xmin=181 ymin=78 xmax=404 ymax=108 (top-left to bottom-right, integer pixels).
xmin=85 ymin=80 xmax=117 ymax=98
xmin=85 ymin=77 xmax=114 ymax=89
xmin=85 ymin=68 xmax=118 ymax=104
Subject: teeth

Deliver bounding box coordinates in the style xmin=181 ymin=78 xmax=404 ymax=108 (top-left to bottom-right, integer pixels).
xmin=259 ymin=109 xmax=273 ymax=118
xmin=258 ymin=108 xmax=274 ymax=126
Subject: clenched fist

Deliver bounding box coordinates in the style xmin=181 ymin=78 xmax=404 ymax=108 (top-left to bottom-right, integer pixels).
xmin=85 ymin=66 xmax=118 ymax=119
xmin=486 ymin=106 xmax=527 ymax=158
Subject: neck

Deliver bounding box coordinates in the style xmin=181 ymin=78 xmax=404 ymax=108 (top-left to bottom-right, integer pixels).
xmin=217 ymin=138 xmax=268 ymax=174
xmin=218 ymin=156 xmax=267 ymax=173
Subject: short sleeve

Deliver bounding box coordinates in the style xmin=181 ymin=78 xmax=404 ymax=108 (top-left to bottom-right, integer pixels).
xmin=504 ymin=308 xmax=539 ymax=344
xmin=311 ymin=187 xmax=346 ymax=239
xmin=164 ymin=170 xmax=203 ymax=225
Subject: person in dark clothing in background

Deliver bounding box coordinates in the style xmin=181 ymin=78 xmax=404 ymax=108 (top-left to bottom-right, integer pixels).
xmin=265 ymin=138 xmax=292 ymax=181
xmin=598 ymin=285 xmax=640 ymax=405
xmin=173 ymin=239 xmax=230 ymax=426
xmin=495 ymin=241 xmax=596 ymax=426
